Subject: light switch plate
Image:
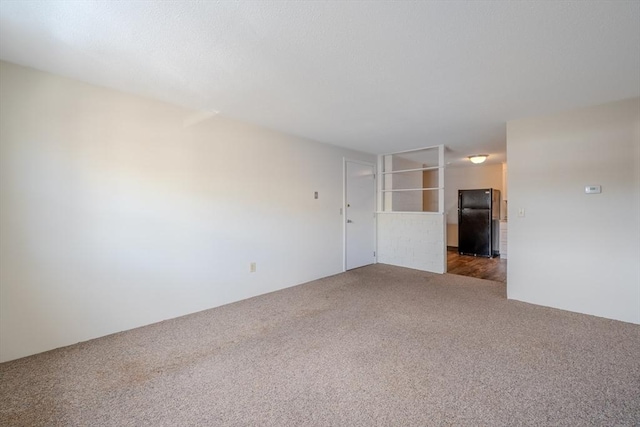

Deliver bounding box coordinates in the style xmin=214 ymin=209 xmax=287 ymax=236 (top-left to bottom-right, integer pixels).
xmin=585 ymin=185 xmax=601 ymax=194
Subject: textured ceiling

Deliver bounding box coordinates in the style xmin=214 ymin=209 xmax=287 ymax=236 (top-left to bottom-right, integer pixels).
xmin=1 ymin=1 xmax=639 ymax=165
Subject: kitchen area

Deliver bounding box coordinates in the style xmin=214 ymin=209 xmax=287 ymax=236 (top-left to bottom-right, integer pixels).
xmin=445 ymin=161 xmax=508 ymax=282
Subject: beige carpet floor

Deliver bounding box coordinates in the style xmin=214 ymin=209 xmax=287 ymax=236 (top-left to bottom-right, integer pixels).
xmin=1 ymin=264 xmax=639 ymax=426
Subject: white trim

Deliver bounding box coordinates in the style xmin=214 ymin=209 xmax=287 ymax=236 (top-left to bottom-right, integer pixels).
xmin=438 ymin=145 xmax=445 ymax=217
xmin=379 ymin=144 xmax=444 ymax=157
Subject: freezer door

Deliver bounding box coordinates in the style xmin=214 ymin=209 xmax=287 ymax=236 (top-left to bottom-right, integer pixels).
xmin=459 ymin=189 xmax=491 ymax=209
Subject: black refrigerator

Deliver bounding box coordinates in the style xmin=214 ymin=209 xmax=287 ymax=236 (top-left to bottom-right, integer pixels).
xmin=458 ymin=189 xmax=500 ymax=257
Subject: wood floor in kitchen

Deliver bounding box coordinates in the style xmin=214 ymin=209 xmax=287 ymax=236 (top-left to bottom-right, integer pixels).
xmin=447 ymin=248 xmax=507 ymax=283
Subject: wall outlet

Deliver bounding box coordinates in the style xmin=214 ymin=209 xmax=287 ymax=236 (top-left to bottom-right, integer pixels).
xmin=518 ymin=208 xmax=525 ymax=218
xmin=250 ymin=262 xmax=256 ymax=273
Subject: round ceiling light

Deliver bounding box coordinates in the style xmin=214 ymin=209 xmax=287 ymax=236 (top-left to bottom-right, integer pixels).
xmin=468 ymin=154 xmax=488 ymax=164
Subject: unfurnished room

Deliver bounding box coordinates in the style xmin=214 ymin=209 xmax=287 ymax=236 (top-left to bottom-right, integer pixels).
xmin=0 ymin=1 xmax=639 ymax=426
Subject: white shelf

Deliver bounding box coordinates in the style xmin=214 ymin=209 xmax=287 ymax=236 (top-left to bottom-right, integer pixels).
xmin=382 ymin=166 xmax=441 ymax=174
xmin=381 ymin=187 xmax=442 ymax=192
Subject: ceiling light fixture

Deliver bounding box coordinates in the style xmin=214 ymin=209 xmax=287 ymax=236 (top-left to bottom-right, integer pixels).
xmin=468 ymin=154 xmax=488 ymax=164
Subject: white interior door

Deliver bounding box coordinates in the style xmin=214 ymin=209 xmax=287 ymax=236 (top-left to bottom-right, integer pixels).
xmin=345 ymin=161 xmax=376 ymax=270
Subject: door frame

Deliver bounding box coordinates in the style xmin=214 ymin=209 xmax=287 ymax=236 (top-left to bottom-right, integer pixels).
xmin=343 ymin=158 xmax=377 ymax=272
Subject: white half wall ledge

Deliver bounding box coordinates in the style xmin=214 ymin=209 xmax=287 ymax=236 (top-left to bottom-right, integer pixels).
xmin=377 ymin=212 xmax=446 ymax=274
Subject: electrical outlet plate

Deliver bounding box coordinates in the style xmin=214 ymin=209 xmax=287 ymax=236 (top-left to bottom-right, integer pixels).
xmin=250 ymin=262 xmax=256 ymax=273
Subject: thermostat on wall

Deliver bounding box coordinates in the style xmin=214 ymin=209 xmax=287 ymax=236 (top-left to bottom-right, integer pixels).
xmin=585 ymin=185 xmax=601 ymax=194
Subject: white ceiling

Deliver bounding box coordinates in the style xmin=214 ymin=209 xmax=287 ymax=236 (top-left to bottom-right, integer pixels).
xmin=1 ymin=1 xmax=639 ymax=166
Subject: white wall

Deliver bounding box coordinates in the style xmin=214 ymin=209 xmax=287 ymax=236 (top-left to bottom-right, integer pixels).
xmin=444 ymin=164 xmax=503 ymax=246
xmin=507 ymin=97 xmax=640 ymax=324
xmin=0 ymin=61 xmax=375 ymax=362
